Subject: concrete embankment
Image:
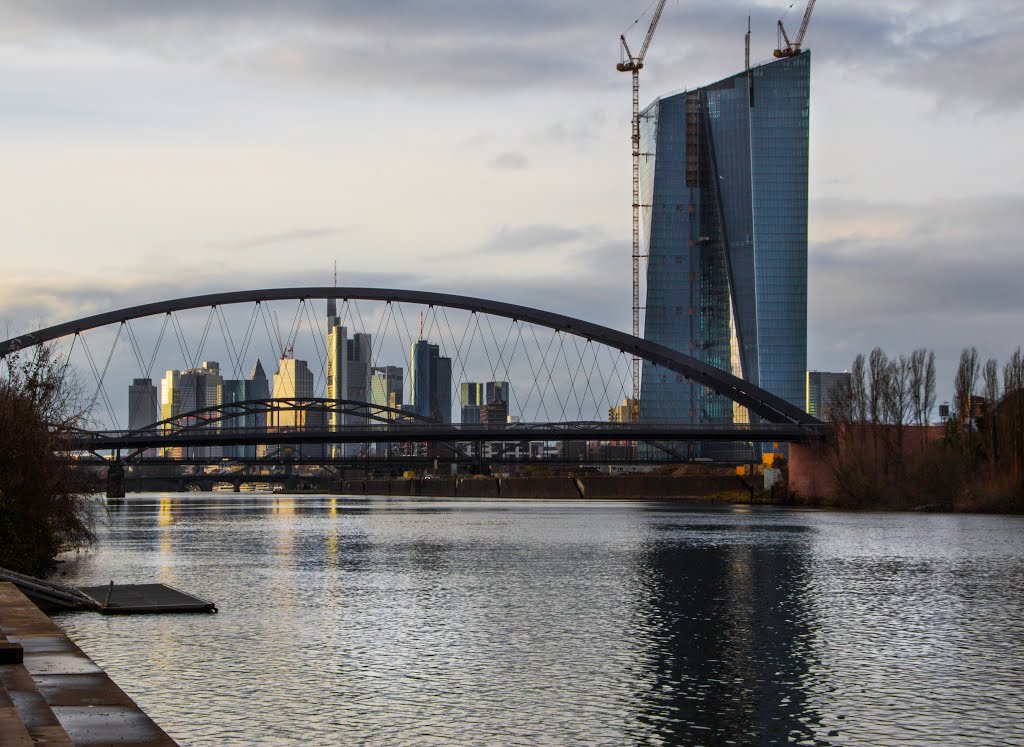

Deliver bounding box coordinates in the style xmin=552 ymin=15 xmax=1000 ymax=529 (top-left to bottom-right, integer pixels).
xmin=340 ymin=474 xmax=743 ymax=500
xmin=0 ymin=582 xmax=177 ymax=746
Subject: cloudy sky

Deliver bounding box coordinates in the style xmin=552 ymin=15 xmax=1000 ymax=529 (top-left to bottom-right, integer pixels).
xmin=1 ymin=0 xmax=1022 ymax=402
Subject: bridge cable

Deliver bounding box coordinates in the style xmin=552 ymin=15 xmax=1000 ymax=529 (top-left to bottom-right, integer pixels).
xmin=510 ymin=321 xmax=544 ymax=421
xmin=575 ymin=337 xmax=603 ymax=420
xmin=122 ymin=319 xmax=149 ymax=379
xmin=563 ymin=333 xmax=592 ymax=420
xmin=437 ymin=306 xmax=474 ymax=418
xmin=553 ymin=332 xmax=577 ymax=422
xmin=214 ymin=306 xmax=243 ymax=379
xmin=298 ymin=299 xmax=327 ymax=397
xmin=526 ymin=323 xmax=559 ymax=422
xmin=78 ymin=328 xmax=121 ymax=429
xmin=481 ymin=313 xmax=519 ymax=413
xmin=235 ymin=303 xmax=261 ymax=379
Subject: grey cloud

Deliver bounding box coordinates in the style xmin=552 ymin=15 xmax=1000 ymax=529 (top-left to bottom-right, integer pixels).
xmin=807 ymin=193 xmax=1024 ymax=392
xmin=2 ymin=1 xmax=1021 ymax=105
xmin=490 ymin=151 xmax=529 ymax=171
xmin=478 ymin=224 xmax=590 ymax=253
xmin=212 ymin=226 xmax=350 ymax=251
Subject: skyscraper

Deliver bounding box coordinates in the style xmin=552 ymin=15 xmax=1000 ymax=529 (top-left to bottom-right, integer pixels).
xmin=460 ymin=382 xmax=483 ymax=424
xmin=346 ymin=333 xmax=372 ymax=403
xmin=248 ymin=359 xmax=270 ymax=459
xmin=272 ymin=355 xmax=321 ymax=458
xmin=806 ymin=371 xmax=850 ymax=421
xmin=370 ymin=366 xmax=403 ymax=413
xmin=639 ymin=52 xmax=810 ymax=450
xmin=485 ymin=381 xmax=510 ymax=407
xmin=410 ymin=339 xmax=452 ymax=423
xmin=127 ymin=378 xmax=157 ymax=431
xmin=159 ymin=361 xmax=224 ymax=458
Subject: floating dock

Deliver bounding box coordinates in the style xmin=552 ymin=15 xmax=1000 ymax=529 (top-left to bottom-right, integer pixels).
xmin=0 ymin=568 xmax=217 ymax=615
xmin=78 ymin=583 xmax=217 ymax=615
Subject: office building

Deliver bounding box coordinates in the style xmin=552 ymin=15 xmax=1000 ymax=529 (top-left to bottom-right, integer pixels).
xmin=272 ymin=355 xmax=321 ymax=458
xmin=608 ymin=398 xmax=639 ymax=424
xmin=485 ymin=381 xmax=510 ymax=407
xmin=410 ymin=339 xmax=452 ymax=423
xmin=159 ymin=361 xmax=224 ymax=458
xmin=127 ymin=378 xmax=157 ymax=431
xmin=370 ymin=366 xmax=403 ymax=414
xmin=806 ymin=371 xmax=851 ymax=421
xmin=639 ymin=52 xmax=811 ymax=455
xmin=248 ymin=359 xmax=270 ymax=458
xmin=346 ymin=333 xmax=372 ymax=402
xmin=460 ymin=382 xmax=483 ymax=424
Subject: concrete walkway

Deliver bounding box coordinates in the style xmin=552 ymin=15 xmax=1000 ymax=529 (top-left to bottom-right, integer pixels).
xmin=0 ymin=582 xmax=177 ymax=746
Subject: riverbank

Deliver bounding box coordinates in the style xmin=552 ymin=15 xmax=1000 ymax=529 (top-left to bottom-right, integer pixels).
xmin=338 ymin=473 xmax=766 ymax=501
xmin=0 ymin=582 xmax=177 ymax=745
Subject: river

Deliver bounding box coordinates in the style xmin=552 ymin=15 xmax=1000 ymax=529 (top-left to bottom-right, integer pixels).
xmin=52 ymin=493 xmax=1024 ymax=746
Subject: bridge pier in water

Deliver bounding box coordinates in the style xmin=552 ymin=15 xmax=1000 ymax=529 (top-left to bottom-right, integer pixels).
xmin=106 ymin=462 xmax=126 ymax=499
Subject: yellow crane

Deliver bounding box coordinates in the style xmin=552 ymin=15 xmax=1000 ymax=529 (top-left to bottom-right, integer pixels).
xmin=775 ymin=0 xmax=817 ymax=57
xmin=617 ymin=0 xmax=668 ymax=411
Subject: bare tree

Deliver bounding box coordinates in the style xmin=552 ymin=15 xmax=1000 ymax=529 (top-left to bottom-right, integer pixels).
xmin=953 ymin=347 xmax=981 ymax=423
xmin=924 ymin=350 xmax=937 ymax=426
xmin=850 ymin=354 xmax=867 ymax=423
xmin=868 ymin=347 xmax=889 ymax=425
xmin=909 ymin=349 xmax=926 ymax=429
xmin=1003 ymin=348 xmax=1024 ymax=479
xmin=0 ymin=345 xmax=95 ymax=574
xmin=884 ymin=355 xmax=913 ymax=484
xmin=982 ymin=358 xmax=1000 ymax=462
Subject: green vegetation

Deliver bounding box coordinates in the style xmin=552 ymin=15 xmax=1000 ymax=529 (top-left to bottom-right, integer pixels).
xmin=822 ymin=346 xmax=1024 ymax=511
xmin=0 ymin=346 xmax=95 ymax=574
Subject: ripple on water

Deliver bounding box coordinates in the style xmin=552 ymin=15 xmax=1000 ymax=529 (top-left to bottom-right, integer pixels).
xmin=53 ymin=497 xmax=1024 ymax=746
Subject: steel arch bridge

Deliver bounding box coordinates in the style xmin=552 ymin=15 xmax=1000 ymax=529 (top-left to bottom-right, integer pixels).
xmin=0 ymin=286 xmax=820 ymax=431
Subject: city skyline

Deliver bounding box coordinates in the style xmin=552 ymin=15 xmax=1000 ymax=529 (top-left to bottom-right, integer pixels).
xmin=0 ymin=1 xmax=1021 ymax=404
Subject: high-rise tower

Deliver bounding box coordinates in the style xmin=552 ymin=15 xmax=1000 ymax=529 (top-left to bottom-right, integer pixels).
xmin=639 ymin=52 xmax=810 ymax=455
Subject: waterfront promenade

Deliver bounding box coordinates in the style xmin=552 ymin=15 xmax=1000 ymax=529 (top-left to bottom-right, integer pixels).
xmin=0 ymin=583 xmax=176 ymax=746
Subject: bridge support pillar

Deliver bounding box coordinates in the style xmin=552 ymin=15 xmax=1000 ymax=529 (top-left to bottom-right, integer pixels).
xmin=233 ymin=480 xmax=240 ymax=493
xmin=106 ymin=463 xmax=126 ymax=500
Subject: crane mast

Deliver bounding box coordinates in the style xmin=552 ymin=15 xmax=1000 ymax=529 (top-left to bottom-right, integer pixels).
xmin=617 ymin=0 xmax=668 ymax=417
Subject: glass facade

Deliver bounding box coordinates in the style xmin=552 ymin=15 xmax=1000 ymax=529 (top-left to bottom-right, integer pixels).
xmin=640 ymin=53 xmax=810 ymax=454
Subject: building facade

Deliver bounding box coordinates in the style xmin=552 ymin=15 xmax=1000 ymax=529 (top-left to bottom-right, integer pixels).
xmin=806 ymin=371 xmax=851 ymax=421
xmin=127 ymin=378 xmax=157 ymax=431
xmin=639 ymin=52 xmax=811 ymax=454
xmin=410 ymin=340 xmax=452 ymax=424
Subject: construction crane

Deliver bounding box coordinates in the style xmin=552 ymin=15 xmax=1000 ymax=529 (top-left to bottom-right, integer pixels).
xmin=774 ymin=0 xmax=816 ymax=58
xmin=617 ymin=0 xmax=668 ymax=416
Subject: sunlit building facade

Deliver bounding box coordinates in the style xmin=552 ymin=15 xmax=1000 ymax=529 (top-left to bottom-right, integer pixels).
xmin=639 ymin=52 xmax=810 ymax=456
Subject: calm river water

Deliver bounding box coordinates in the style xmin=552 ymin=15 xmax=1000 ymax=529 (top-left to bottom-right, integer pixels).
xmin=53 ymin=493 xmax=1024 ymax=746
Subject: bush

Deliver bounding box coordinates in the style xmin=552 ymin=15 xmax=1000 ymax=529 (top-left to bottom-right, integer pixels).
xmin=0 ymin=346 xmax=95 ymax=575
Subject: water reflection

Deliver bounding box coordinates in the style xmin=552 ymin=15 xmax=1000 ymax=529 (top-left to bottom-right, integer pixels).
xmin=53 ymin=496 xmax=1024 ymax=746
xmin=628 ymin=507 xmax=822 ymax=744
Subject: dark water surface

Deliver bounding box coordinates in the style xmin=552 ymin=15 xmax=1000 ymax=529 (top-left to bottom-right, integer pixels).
xmin=53 ymin=494 xmax=1024 ymax=746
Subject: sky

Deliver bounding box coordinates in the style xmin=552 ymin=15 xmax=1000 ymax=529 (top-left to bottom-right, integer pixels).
xmin=1 ymin=0 xmax=1022 ymax=406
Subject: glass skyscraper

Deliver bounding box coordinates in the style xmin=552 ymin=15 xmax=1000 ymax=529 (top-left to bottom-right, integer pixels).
xmin=639 ymin=52 xmax=810 ymax=449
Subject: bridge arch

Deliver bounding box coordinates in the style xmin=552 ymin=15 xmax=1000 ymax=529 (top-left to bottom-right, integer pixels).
xmin=0 ymin=287 xmax=818 ymax=425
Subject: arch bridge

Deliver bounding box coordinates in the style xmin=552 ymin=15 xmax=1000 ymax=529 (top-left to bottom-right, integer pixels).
xmin=1 ymin=287 xmax=825 ymax=458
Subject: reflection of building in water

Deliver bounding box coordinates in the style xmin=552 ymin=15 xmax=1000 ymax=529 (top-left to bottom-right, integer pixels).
xmin=631 ymin=507 xmax=819 ymax=743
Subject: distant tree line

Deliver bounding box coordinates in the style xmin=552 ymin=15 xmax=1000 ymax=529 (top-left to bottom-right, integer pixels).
xmin=819 ymin=346 xmax=1024 ymax=511
xmin=0 ymin=345 xmax=95 ymax=575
